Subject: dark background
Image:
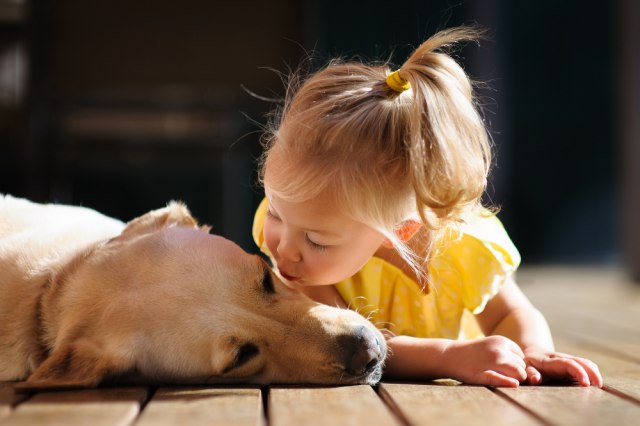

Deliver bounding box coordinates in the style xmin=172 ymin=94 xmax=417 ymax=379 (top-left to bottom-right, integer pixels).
xmin=0 ymin=0 xmax=638 ymax=276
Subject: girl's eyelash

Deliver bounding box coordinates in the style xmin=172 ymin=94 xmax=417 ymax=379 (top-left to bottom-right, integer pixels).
xmin=305 ymin=235 xmax=328 ymax=251
xmin=267 ymin=209 xmax=327 ymax=251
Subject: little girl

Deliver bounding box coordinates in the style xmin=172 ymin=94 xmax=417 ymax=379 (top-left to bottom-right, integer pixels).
xmin=252 ymin=27 xmax=602 ymax=387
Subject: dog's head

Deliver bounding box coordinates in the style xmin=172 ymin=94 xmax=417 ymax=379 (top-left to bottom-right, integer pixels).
xmin=18 ymin=203 xmax=386 ymax=390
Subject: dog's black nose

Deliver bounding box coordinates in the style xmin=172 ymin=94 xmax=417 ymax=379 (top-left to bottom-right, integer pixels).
xmin=342 ymin=325 xmax=384 ymax=376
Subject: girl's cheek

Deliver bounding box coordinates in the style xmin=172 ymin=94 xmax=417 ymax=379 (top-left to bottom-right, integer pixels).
xmin=265 ymin=239 xmax=275 ymax=256
xmin=263 ymin=224 xmax=277 ymax=255
xmin=312 ymin=255 xmax=341 ymax=280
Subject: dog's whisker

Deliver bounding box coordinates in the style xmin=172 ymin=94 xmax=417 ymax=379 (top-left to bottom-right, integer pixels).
xmin=365 ymin=311 xmax=379 ymax=321
xmin=346 ymin=296 xmax=365 ymax=311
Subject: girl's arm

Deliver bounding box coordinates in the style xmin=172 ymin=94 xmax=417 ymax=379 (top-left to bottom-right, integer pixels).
xmin=383 ymin=334 xmax=528 ymax=387
xmin=475 ymin=276 xmax=603 ymax=387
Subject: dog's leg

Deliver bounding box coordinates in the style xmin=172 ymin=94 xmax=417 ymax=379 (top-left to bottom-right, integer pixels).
xmin=13 ymin=339 xmax=128 ymax=392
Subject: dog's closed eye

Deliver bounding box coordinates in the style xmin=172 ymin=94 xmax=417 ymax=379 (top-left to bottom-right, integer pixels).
xmin=222 ymin=343 xmax=260 ymax=374
xmin=261 ymin=267 xmax=275 ymax=294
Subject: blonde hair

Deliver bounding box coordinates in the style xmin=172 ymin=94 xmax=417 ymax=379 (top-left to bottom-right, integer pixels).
xmin=259 ymin=27 xmax=492 ymax=280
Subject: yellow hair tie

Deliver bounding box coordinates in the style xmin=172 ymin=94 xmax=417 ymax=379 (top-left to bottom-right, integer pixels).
xmin=386 ymin=70 xmax=411 ymax=93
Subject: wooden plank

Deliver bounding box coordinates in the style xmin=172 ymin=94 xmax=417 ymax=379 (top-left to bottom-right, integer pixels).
xmin=135 ymin=387 xmax=263 ymax=426
xmin=498 ymin=386 xmax=640 ymax=426
xmin=521 ymin=268 xmax=640 ymax=334
xmin=268 ymin=385 xmax=398 ymax=426
xmin=518 ymin=266 xmax=640 ymax=312
xmin=535 ymin=301 xmax=640 ymax=338
xmin=518 ymin=266 xmax=640 ymax=362
xmin=379 ymin=382 xmax=541 ymax=426
xmin=532 ymin=301 xmax=640 ymax=354
xmin=0 ymin=387 xmax=147 ymax=426
xmin=553 ymin=337 xmax=640 ymax=402
xmin=0 ymin=383 xmax=29 ymax=420
xmin=533 ymin=304 xmax=640 ymax=363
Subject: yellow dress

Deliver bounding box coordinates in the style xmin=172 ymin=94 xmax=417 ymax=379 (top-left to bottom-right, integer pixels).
xmin=252 ymin=199 xmax=521 ymax=340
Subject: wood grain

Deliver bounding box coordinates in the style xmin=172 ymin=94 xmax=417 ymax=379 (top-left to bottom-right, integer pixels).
xmin=553 ymin=337 xmax=640 ymax=402
xmin=519 ymin=266 xmax=640 ymax=362
xmin=498 ymin=386 xmax=640 ymax=426
xmin=0 ymin=387 xmax=147 ymax=426
xmin=135 ymin=387 xmax=263 ymax=426
xmin=268 ymin=385 xmax=398 ymax=426
xmin=380 ymin=382 xmax=541 ymax=426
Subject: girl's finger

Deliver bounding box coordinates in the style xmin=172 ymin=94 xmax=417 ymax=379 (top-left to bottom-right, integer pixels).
xmin=494 ymin=356 xmax=527 ymax=382
xmin=480 ymin=370 xmax=520 ymax=388
xmin=536 ymin=357 xmax=590 ymax=386
xmin=526 ymin=365 xmax=542 ymax=385
xmin=571 ymin=357 xmax=603 ymax=388
xmin=560 ymin=358 xmax=590 ymax=386
xmin=513 ymin=353 xmax=527 ymax=371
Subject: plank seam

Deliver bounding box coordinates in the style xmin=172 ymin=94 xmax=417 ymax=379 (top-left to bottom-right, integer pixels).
xmin=261 ymin=386 xmax=269 ymax=426
xmin=9 ymin=387 xmax=33 ymax=409
xmin=603 ymin=384 xmax=640 ymax=405
xmin=142 ymin=386 xmax=157 ymax=409
xmin=491 ymin=387 xmax=553 ymax=426
xmin=374 ymin=385 xmax=412 ymax=426
xmin=131 ymin=386 xmax=156 ymax=424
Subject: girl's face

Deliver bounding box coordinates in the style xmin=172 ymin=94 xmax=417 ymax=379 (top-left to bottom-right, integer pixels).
xmin=263 ymin=189 xmax=385 ymax=286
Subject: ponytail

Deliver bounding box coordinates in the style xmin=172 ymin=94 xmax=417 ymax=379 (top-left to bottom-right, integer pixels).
xmin=390 ymin=27 xmax=491 ymax=228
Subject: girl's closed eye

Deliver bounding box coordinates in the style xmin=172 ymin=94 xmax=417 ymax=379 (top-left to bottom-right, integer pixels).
xmin=305 ymin=234 xmax=328 ymax=251
xmin=266 ymin=209 xmax=279 ymax=220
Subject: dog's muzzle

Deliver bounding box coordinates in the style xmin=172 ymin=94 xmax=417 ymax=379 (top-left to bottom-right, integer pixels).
xmin=339 ymin=325 xmax=386 ymax=383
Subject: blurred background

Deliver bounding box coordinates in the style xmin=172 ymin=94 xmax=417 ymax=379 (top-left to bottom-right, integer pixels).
xmin=0 ymin=0 xmax=638 ymax=279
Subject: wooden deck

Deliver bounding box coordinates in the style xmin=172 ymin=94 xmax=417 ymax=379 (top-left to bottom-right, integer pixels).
xmin=1 ymin=266 xmax=639 ymax=425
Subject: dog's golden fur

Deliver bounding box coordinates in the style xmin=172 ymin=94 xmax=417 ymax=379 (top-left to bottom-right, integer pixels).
xmin=0 ymin=195 xmax=385 ymax=389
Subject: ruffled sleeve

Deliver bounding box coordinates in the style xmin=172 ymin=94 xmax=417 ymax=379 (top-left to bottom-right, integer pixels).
xmin=431 ymin=208 xmax=521 ymax=315
xmin=252 ymin=198 xmax=272 ymax=257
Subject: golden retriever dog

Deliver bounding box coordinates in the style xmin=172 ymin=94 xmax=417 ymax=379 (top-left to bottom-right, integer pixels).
xmin=0 ymin=195 xmax=386 ymax=390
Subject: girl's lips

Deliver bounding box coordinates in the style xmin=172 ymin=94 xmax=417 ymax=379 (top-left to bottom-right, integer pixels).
xmin=279 ymin=271 xmax=299 ymax=281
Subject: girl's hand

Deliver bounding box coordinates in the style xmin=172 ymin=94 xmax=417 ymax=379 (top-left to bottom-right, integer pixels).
xmin=523 ymin=347 xmax=603 ymax=387
xmin=444 ymin=335 xmax=527 ymax=387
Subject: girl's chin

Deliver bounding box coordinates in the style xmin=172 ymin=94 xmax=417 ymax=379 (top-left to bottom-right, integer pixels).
xmin=284 ymin=277 xmax=331 ymax=288
xmin=279 ymin=276 xmax=308 ymax=289
xmin=277 ymin=271 xmax=337 ymax=287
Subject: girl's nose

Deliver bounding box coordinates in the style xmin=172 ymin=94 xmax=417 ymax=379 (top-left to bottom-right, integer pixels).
xmin=277 ymin=236 xmax=302 ymax=263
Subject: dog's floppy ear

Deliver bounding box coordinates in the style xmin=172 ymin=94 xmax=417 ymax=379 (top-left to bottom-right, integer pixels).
xmin=115 ymin=201 xmax=210 ymax=242
xmin=13 ymin=340 xmax=126 ymax=392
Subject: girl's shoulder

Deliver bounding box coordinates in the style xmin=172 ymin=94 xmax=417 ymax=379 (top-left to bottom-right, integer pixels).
xmin=427 ymin=207 xmax=521 ymax=314
xmin=437 ymin=207 xmax=521 ymax=272
xmin=375 ymin=207 xmax=521 ymax=281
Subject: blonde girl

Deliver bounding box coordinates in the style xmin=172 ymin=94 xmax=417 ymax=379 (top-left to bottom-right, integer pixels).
xmin=252 ymin=27 xmax=602 ymax=387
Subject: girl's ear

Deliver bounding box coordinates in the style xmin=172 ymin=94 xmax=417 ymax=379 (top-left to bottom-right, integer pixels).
xmin=381 ymin=220 xmax=422 ymax=248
